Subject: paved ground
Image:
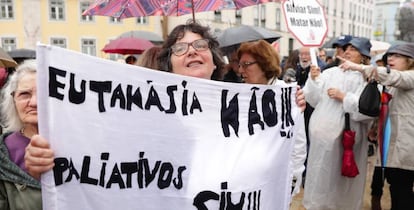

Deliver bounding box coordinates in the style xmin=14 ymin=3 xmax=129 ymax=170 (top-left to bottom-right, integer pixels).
xmin=289 ymin=153 xmax=391 ymax=210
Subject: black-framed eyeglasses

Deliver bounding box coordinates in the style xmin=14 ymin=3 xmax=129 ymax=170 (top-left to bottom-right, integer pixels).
xmin=238 ymin=61 xmax=258 ymax=69
xmin=171 ymin=39 xmax=210 ymax=56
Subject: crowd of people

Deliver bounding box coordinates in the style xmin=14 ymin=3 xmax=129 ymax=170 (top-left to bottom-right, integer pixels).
xmin=1 ymin=20 xmax=413 ymax=210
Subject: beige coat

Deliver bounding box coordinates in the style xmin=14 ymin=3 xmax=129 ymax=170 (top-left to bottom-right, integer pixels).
xmin=364 ymin=66 xmax=414 ymax=171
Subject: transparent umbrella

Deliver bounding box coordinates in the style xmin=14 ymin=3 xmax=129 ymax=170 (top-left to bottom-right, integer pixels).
xmin=217 ymin=25 xmax=281 ymax=55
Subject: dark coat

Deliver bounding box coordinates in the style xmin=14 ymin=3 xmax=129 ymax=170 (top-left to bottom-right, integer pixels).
xmin=0 ymin=132 xmax=42 ymax=210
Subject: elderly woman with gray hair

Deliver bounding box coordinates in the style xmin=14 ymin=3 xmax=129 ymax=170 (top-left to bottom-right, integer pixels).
xmin=0 ymin=59 xmax=41 ymax=210
xmin=302 ymin=37 xmax=374 ymax=210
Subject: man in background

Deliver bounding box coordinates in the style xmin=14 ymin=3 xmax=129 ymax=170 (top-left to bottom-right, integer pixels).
xmin=318 ymin=48 xmax=327 ymax=62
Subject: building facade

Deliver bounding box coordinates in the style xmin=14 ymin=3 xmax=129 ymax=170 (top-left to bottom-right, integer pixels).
xmin=167 ymin=0 xmax=376 ymax=56
xmin=0 ymin=0 xmax=162 ymax=60
xmin=373 ymin=0 xmax=402 ymax=42
xmin=1 ymin=0 xmax=379 ymax=59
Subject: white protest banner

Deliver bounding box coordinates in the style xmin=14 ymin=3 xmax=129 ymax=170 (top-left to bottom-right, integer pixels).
xmin=282 ymin=0 xmax=328 ymax=46
xmin=36 ymin=44 xmax=301 ymax=210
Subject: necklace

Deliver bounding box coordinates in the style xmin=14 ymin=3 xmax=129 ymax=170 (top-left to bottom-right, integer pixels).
xmin=20 ymin=127 xmax=25 ymax=136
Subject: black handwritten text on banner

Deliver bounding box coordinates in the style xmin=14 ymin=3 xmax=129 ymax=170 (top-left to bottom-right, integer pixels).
xmin=37 ymin=44 xmax=300 ymax=210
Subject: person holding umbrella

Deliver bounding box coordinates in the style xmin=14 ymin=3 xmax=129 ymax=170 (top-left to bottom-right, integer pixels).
xmin=302 ymin=37 xmax=374 ymax=210
xmin=125 ymin=55 xmax=137 ymax=65
xmin=339 ymin=43 xmax=414 ymax=210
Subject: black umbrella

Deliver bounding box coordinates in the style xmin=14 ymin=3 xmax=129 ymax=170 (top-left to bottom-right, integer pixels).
xmin=217 ymin=25 xmax=281 ymax=55
xmin=7 ymin=49 xmax=36 ymax=64
xmin=322 ymin=37 xmax=339 ymax=48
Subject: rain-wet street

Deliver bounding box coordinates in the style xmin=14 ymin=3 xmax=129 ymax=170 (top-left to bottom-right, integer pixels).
xmin=290 ymin=153 xmax=391 ymax=210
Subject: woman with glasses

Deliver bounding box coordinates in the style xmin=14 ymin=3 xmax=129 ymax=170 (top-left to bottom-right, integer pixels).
xmin=237 ymin=40 xmax=281 ymax=84
xmin=236 ymin=40 xmax=307 ymax=198
xmin=339 ymin=43 xmax=414 ymax=210
xmin=0 ymin=60 xmax=42 ymax=210
xmin=157 ymin=21 xmax=225 ymax=80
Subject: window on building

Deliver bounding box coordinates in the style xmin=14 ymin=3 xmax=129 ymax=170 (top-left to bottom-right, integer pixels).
xmin=357 ymin=7 xmax=361 ymax=21
xmin=81 ymin=39 xmax=96 ymax=56
xmin=0 ymin=0 xmax=13 ymax=19
xmin=253 ymin=6 xmax=258 ymax=26
xmin=50 ymin=0 xmax=65 ymax=20
xmin=109 ymin=54 xmax=124 ymax=61
xmin=275 ymin=8 xmax=281 ymax=30
xmin=51 ymin=38 xmax=67 ymax=48
xmin=214 ymin=10 xmax=221 ymax=22
xmin=136 ymin=16 xmax=148 ymax=24
xmin=354 ymin=4 xmax=357 ymax=20
xmin=80 ymin=2 xmax=94 ymax=22
xmin=260 ymin=5 xmax=266 ymax=26
xmin=253 ymin=5 xmax=265 ymax=26
xmin=369 ymin=10 xmax=372 ymax=25
xmin=322 ymin=0 xmax=327 ymax=8
xmin=288 ymin=38 xmax=294 ymax=53
xmin=325 ymin=0 xmax=329 ymax=15
xmin=110 ymin=16 xmax=122 ymax=23
xmin=235 ymin=10 xmax=241 ymax=25
xmin=362 ymin=8 xmax=365 ymax=23
xmin=1 ymin=37 xmax=16 ymax=51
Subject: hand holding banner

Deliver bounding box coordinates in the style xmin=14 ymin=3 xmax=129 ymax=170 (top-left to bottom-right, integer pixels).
xmin=36 ymin=45 xmax=301 ymax=210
